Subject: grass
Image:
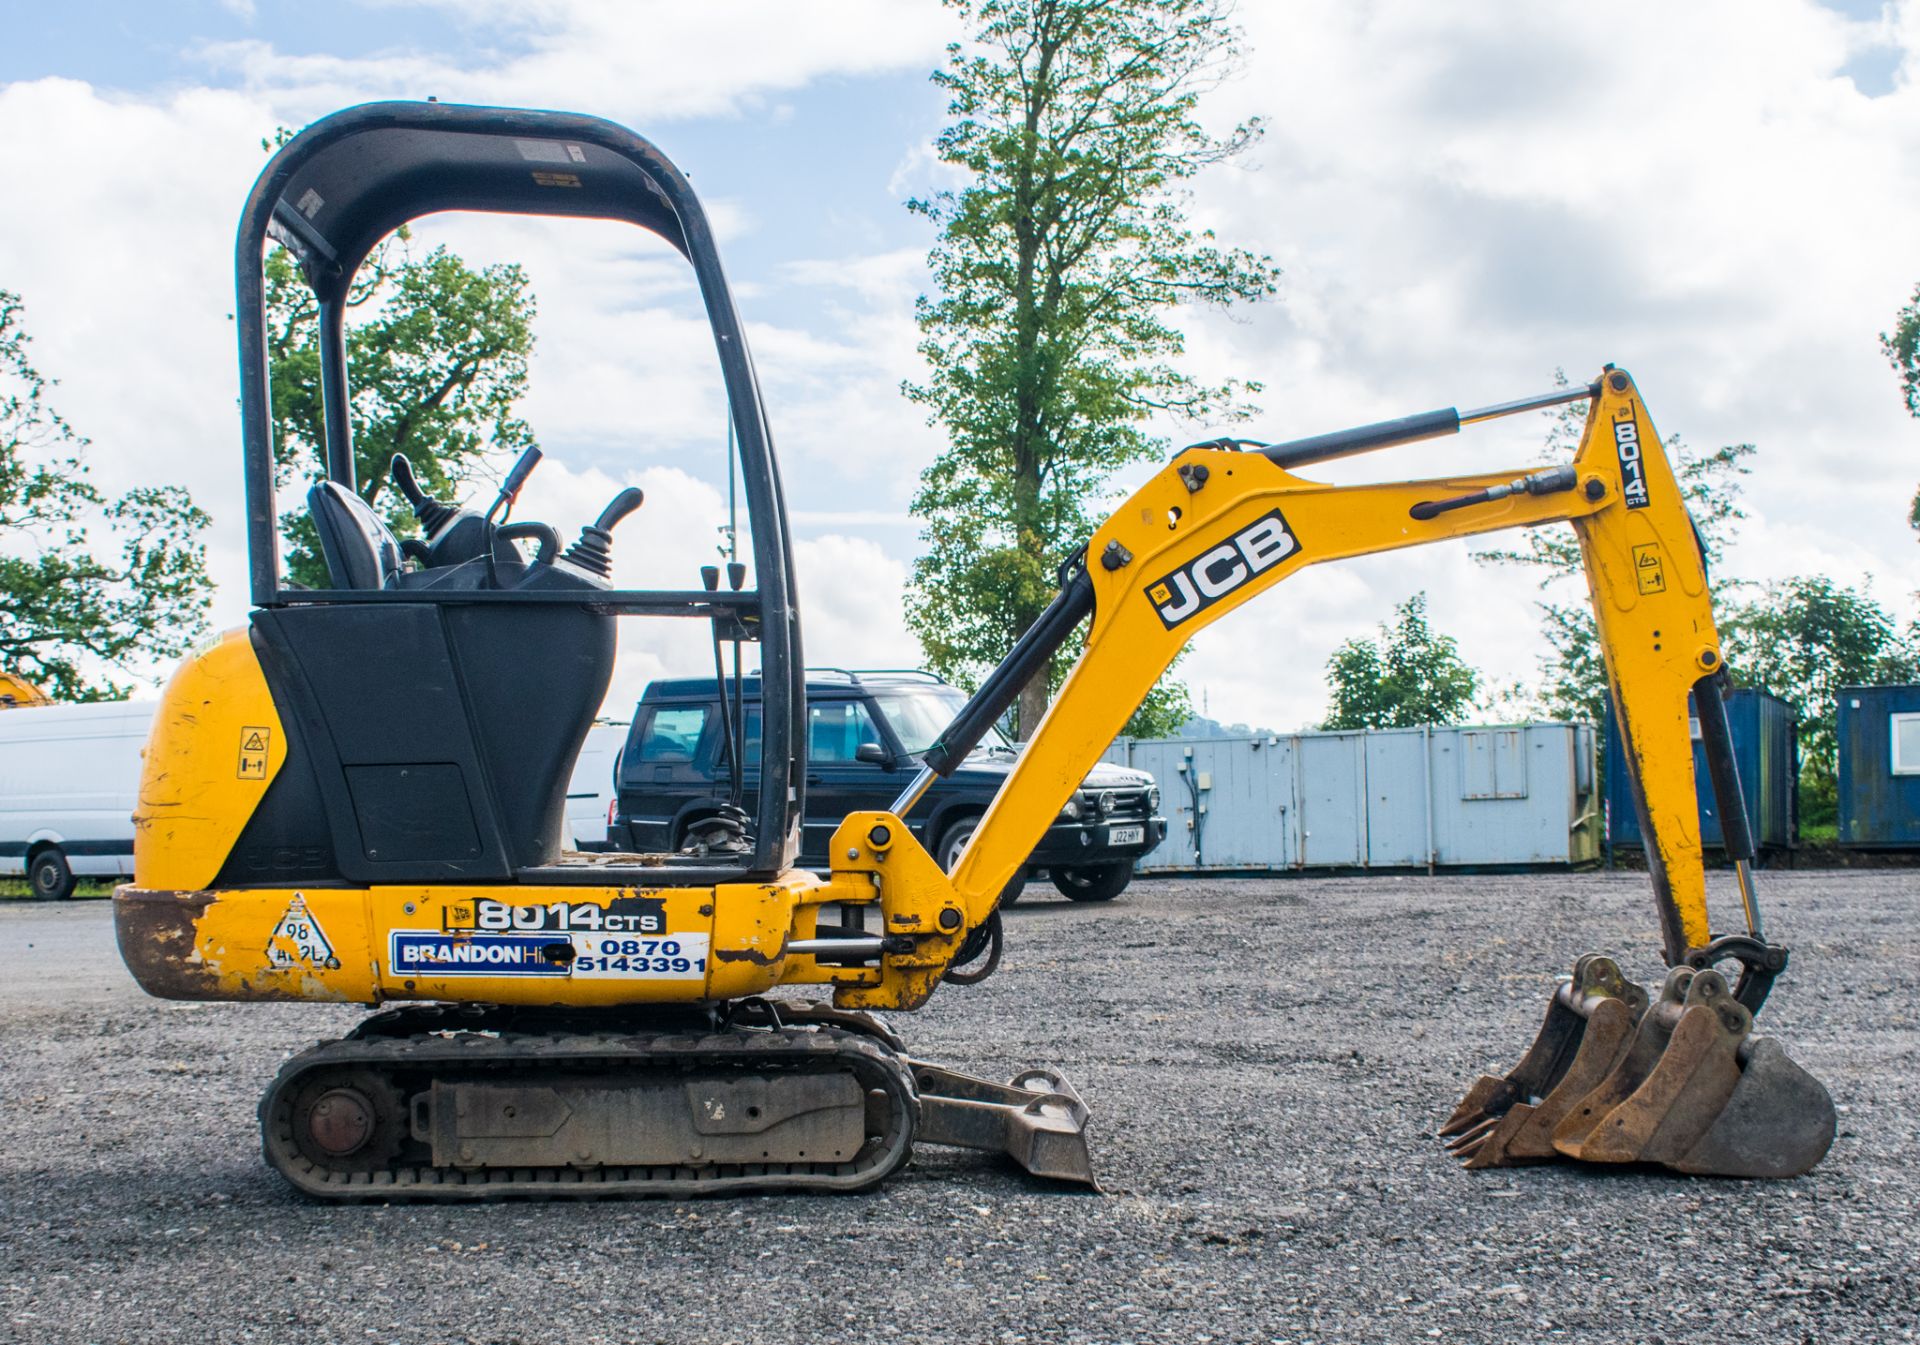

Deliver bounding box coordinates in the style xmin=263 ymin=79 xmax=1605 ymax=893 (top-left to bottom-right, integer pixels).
xmin=0 ymin=878 xmax=116 ymax=901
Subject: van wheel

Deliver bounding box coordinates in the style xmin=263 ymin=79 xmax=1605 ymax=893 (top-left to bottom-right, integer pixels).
xmin=937 ymin=818 xmax=1026 ymax=906
xmin=1050 ymin=861 xmax=1131 ymax=903
xmin=28 ymin=847 xmax=76 ymax=901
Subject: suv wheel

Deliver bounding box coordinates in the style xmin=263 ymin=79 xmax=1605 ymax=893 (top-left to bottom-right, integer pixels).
xmin=1050 ymin=861 xmax=1131 ymax=903
xmin=937 ymin=818 xmax=1026 ymax=906
xmin=29 ymin=847 xmax=77 ymax=901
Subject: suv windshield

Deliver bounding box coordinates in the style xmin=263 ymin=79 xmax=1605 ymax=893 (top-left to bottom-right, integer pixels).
xmin=870 ymin=687 xmax=1011 ymax=757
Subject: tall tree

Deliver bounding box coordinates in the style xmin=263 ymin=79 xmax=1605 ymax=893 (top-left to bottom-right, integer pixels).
xmin=1321 ymin=592 xmax=1481 ymax=730
xmin=1723 ymin=577 xmax=1920 ymax=827
xmin=265 ymin=230 xmax=537 ymax=587
xmin=904 ymin=0 xmax=1281 ymax=738
xmin=0 ymin=290 xmax=213 ymax=699
xmin=1879 ymin=284 xmax=1920 ymax=534
xmin=1474 ymin=383 xmax=1754 ymax=725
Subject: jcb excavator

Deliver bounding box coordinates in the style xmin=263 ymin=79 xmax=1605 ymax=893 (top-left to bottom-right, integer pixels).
xmin=116 ymin=102 xmax=1834 ymax=1198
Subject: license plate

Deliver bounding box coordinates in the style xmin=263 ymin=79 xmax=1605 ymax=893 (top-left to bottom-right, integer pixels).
xmin=1108 ymin=825 xmax=1144 ymax=845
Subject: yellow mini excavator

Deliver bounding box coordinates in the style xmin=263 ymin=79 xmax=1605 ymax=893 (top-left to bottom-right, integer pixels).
xmin=117 ymin=101 xmax=1834 ymax=1199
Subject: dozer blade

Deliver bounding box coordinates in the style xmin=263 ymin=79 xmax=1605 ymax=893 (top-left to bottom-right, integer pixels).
xmin=1441 ymin=954 xmax=1651 ymax=1168
xmin=1551 ymin=967 xmax=1835 ymax=1177
xmin=909 ymin=1061 xmax=1098 ymax=1188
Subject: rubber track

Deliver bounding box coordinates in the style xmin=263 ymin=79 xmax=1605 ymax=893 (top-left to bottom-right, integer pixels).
xmin=259 ymin=1025 xmax=919 ymax=1202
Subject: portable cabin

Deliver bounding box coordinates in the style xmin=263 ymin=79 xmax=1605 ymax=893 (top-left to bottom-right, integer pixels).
xmin=1837 ymin=684 xmax=1920 ymax=848
xmin=1104 ymin=721 xmax=1598 ymax=872
xmin=1603 ymin=686 xmax=1795 ymax=855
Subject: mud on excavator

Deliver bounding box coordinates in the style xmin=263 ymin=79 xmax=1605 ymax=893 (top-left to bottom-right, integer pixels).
xmin=116 ymin=102 xmax=1834 ymax=1199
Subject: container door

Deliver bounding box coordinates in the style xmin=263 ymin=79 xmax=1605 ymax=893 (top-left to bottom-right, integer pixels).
xmin=1364 ymin=731 xmax=1428 ymax=867
xmin=1297 ymin=734 xmax=1366 ymax=867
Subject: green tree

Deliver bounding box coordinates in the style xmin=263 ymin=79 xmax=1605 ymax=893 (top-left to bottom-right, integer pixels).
xmin=1879 ymin=284 xmax=1920 ymax=533
xmin=266 ymin=232 xmax=537 ymax=587
xmin=0 ymin=289 xmax=213 ymax=699
xmin=1474 ymin=383 xmax=1754 ymax=725
xmin=1321 ymin=593 xmax=1481 ymax=730
xmin=903 ymin=0 xmax=1281 ymax=739
xmin=1723 ymin=577 xmax=1920 ymax=827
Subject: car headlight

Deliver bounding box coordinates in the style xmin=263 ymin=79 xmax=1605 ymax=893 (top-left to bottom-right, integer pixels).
xmin=1146 ymin=785 xmax=1160 ymax=811
xmin=1059 ymin=794 xmax=1083 ymax=821
xmin=1095 ymin=790 xmax=1115 ymax=817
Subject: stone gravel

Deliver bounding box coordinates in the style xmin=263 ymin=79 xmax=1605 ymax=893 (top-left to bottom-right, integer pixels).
xmin=2 ymin=868 xmax=1915 ymax=1345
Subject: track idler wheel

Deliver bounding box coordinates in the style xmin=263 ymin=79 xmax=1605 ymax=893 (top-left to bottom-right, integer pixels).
xmin=1444 ymin=959 xmax=1836 ymax=1179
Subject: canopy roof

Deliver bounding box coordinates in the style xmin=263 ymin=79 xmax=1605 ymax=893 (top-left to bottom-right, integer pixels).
xmin=251 ymin=101 xmax=695 ymax=301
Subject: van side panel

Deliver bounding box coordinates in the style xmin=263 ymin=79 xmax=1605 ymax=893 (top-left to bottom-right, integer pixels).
xmin=0 ymin=701 xmax=155 ymax=878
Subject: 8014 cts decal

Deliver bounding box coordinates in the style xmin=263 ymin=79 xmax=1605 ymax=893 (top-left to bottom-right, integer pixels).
xmin=1612 ymin=406 xmax=1651 ymax=510
xmin=1145 ymin=508 xmax=1300 ymax=628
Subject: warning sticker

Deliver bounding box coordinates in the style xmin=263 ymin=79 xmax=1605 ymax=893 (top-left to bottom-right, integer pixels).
xmin=530 ymin=170 xmax=582 ymax=189
xmin=1632 ymin=543 xmax=1666 ymax=595
xmin=267 ymin=894 xmax=338 ymax=971
xmin=237 ymin=725 xmax=270 ymax=780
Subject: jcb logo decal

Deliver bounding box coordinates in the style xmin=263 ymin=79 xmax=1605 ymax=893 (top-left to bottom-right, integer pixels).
xmin=1145 ymin=509 xmax=1300 ymax=628
xmin=1613 ymin=406 xmax=1651 ymax=510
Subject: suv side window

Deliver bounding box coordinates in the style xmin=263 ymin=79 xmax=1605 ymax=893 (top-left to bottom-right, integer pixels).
xmin=808 ymin=700 xmax=882 ymax=763
xmin=637 ymin=706 xmax=708 ymax=763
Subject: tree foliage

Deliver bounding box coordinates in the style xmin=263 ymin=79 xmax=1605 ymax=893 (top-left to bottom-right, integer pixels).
xmin=1321 ymin=593 xmax=1481 ymax=730
xmin=0 ymin=290 xmax=212 ymax=700
xmin=1723 ymin=577 xmax=1920 ymax=827
xmin=903 ymin=0 xmax=1280 ymax=738
xmin=1474 ymin=384 xmax=1755 ymax=726
xmin=265 ymin=231 xmax=537 ymax=587
xmin=1879 ymin=283 xmax=1920 ymax=533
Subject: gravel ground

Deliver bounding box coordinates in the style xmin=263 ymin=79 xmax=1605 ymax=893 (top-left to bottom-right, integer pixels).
xmin=2 ymin=869 xmax=1915 ymax=1345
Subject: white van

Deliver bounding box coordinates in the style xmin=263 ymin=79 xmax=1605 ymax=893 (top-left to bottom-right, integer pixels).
xmin=0 ymin=700 xmax=156 ymax=899
xmin=564 ymin=720 xmax=628 ymax=852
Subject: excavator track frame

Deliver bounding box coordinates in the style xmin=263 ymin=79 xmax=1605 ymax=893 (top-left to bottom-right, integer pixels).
xmin=260 ymin=1023 xmax=921 ymax=1201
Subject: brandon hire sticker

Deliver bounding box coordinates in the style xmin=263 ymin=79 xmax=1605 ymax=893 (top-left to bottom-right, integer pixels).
xmin=267 ymin=894 xmax=339 ymax=970
xmin=390 ymin=931 xmax=710 ymax=980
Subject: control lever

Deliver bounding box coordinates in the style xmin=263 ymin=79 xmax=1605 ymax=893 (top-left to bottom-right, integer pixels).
xmin=391 ymin=453 xmax=479 ymax=565
xmin=486 ymin=446 xmax=544 ymax=524
xmin=560 ymin=487 xmax=645 ymax=578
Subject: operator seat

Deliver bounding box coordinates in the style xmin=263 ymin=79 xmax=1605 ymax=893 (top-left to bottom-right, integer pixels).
xmin=308 ymin=481 xmax=403 ymax=590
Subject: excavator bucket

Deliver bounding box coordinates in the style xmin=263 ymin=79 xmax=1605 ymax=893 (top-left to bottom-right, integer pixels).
xmin=1447 ymin=962 xmax=1835 ymax=1178
xmin=1550 ymin=967 xmax=1835 ymax=1178
xmin=1441 ymin=955 xmax=1650 ymax=1167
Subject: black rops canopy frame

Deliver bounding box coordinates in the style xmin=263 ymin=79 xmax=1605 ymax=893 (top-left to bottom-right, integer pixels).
xmin=233 ymin=101 xmax=803 ymax=873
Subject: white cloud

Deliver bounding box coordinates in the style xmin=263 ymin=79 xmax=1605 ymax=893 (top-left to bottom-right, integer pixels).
xmin=190 ymin=0 xmax=951 ymax=124
xmin=6 ymin=0 xmax=1919 ymax=739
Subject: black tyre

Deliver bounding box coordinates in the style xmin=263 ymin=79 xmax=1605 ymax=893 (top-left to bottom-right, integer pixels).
xmin=1050 ymin=861 xmax=1132 ymax=903
xmin=28 ymin=847 xmax=76 ymax=901
xmin=936 ymin=817 xmax=1027 ymax=906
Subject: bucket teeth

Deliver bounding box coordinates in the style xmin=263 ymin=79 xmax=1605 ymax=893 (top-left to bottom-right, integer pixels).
xmin=1440 ymin=954 xmax=1648 ymax=1168
xmin=1447 ymin=958 xmax=1836 ymax=1180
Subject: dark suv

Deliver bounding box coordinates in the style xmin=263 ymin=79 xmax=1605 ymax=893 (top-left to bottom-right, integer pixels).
xmin=610 ymin=670 xmax=1165 ymax=902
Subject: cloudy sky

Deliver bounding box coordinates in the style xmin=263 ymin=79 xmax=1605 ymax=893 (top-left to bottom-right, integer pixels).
xmin=2 ymin=0 xmax=1915 ymax=729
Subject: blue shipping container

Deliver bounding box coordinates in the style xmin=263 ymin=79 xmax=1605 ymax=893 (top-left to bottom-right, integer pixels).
xmin=1837 ymin=684 xmax=1920 ymax=847
xmin=1604 ymin=687 xmax=1796 ymax=852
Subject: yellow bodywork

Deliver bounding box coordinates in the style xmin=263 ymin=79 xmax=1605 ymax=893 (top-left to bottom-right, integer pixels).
xmin=117 ymin=367 xmax=1723 ymax=1014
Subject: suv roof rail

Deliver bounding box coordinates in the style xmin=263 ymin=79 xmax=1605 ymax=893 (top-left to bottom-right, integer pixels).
xmin=799 ymin=668 xmax=949 ymax=686
xmin=850 ymin=668 xmax=948 ymax=684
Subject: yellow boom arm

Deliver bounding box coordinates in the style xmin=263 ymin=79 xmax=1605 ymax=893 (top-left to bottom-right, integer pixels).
xmin=835 ymin=367 xmax=1767 ymax=1011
